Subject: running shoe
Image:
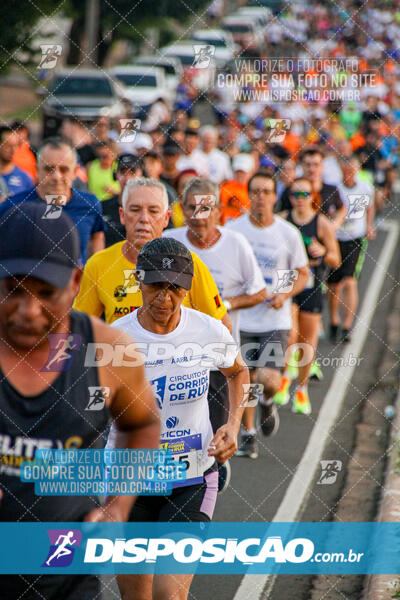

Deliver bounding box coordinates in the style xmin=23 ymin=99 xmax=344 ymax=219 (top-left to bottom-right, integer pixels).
xmin=217 ymin=460 xmax=231 ymax=494
xmin=310 ymin=361 xmax=324 ymax=381
xmin=273 ymin=376 xmax=291 ymax=406
xmin=292 ymin=389 xmax=312 ymax=415
xmin=236 ymin=433 xmax=258 ymax=459
xmin=259 ymin=399 xmax=280 ymax=436
xmin=329 ymin=324 xmax=340 ymax=344
xmin=342 ymin=328 xmax=352 ymax=343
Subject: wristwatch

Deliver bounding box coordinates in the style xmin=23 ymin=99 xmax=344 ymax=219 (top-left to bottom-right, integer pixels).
xmin=224 ymin=299 xmax=232 ymax=312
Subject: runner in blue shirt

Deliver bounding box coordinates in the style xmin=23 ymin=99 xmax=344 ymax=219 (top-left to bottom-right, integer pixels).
xmin=0 ymin=126 xmax=33 ymax=196
xmin=0 ymin=137 xmax=105 ymax=263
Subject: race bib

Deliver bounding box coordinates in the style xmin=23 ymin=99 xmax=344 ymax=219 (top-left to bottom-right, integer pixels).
xmin=159 ymin=434 xmax=203 ymax=487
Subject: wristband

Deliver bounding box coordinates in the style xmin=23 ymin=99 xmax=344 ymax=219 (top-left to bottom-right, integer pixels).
xmin=224 ymin=299 xmax=232 ymax=312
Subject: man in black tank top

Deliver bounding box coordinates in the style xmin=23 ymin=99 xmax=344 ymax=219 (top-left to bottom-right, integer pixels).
xmin=0 ymin=204 xmax=160 ymax=599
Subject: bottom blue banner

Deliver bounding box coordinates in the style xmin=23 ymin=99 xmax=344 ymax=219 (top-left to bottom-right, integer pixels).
xmin=0 ymin=522 xmax=399 ymax=574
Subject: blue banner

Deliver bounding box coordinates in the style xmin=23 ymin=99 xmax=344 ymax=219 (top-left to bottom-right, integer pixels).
xmin=0 ymin=523 xmax=399 ymax=574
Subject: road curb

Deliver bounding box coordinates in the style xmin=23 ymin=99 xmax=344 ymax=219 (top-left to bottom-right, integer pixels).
xmin=309 ymin=257 xmax=400 ymax=600
xmin=362 ymin=390 xmax=400 ymax=599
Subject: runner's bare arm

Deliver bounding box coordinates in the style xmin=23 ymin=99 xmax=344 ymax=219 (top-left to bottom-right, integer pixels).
xmin=209 ymin=354 xmax=249 ymax=463
xmin=366 ymin=200 xmax=376 ymax=240
xmin=269 ymin=264 xmax=310 ymax=309
xmin=331 ymin=204 xmax=347 ymax=230
xmin=224 ymin=287 xmax=267 ymax=311
xmin=318 ymin=215 xmax=341 ymax=269
xmin=85 ymin=321 xmax=160 ymax=522
xmin=221 ymin=311 xmax=233 ymax=333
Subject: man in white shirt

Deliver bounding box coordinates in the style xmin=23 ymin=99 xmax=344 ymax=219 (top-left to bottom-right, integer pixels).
xmin=164 ymin=177 xmax=266 ymax=462
xmin=326 ymin=156 xmax=375 ymax=343
xmin=176 ymin=128 xmax=209 ymax=177
xmin=227 ymin=171 xmax=309 ymax=458
xmin=199 ymin=126 xmax=233 ymax=184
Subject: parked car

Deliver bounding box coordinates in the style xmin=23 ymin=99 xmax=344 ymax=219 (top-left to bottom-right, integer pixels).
xmin=221 ymin=15 xmax=264 ymax=52
xmin=235 ymin=6 xmax=273 ymax=28
xmin=160 ymin=42 xmax=216 ymax=92
xmin=109 ymin=65 xmax=172 ymax=118
xmin=40 ymin=69 xmax=129 ymax=137
xmin=191 ymin=29 xmax=239 ymax=67
xmin=132 ymin=55 xmax=182 ymax=92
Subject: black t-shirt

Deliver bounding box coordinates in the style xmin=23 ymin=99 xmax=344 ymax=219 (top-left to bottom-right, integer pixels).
xmin=77 ymin=144 xmax=97 ymax=166
xmin=355 ymin=143 xmax=382 ymax=173
xmin=101 ymin=194 xmax=126 ymax=247
xmin=277 ymin=183 xmax=343 ymax=217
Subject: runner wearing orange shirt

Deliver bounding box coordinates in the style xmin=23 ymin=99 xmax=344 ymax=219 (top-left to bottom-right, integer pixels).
xmin=219 ymin=153 xmax=255 ymax=225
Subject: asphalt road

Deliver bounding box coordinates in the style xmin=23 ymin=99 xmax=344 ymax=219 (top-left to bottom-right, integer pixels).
xmin=99 ymin=211 xmax=400 ymax=600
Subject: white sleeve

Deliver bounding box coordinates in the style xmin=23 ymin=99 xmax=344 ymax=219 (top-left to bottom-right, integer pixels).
xmin=224 ymin=154 xmax=233 ymax=180
xmin=289 ymin=227 xmax=309 ymax=270
xmin=205 ymin=318 xmax=238 ymax=369
xmin=237 ymin=235 xmax=267 ymax=295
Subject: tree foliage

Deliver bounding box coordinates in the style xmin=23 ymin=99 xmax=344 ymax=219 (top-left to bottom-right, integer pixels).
xmin=0 ymin=0 xmax=210 ymax=72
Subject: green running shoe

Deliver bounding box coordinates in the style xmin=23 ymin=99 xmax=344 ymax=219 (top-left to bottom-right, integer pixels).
xmin=273 ymin=377 xmax=291 ymax=406
xmin=310 ymin=360 xmax=323 ymax=381
xmin=292 ymin=389 xmax=312 ymax=415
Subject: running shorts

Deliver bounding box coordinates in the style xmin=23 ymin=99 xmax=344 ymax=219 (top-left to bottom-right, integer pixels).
xmin=129 ymin=463 xmax=218 ymax=522
xmin=240 ymin=330 xmax=290 ymax=371
xmin=293 ymin=285 xmax=323 ymax=314
xmin=327 ymin=237 xmax=367 ymax=284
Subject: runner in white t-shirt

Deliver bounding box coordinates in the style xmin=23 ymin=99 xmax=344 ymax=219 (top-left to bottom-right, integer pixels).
xmin=199 ymin=126 xmax=233 ymax=184
xmin=110 ymin=237 xmax=248 ymax=600
xmin=226 ymin=171 xmax=309 ymax=459
xmin=164 ymin=177 xmax=266 ymax=481
xmin=327 ymin=156 xmax=375 ymax=343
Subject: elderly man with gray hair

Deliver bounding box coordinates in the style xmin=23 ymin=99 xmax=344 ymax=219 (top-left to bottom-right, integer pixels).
xmin=0 ymin=136 xmax=106 ymax=263
xmin=74 ymin=177 xmax=231 ymax=333
xmin=164 ymin=177 xmax=267 ymax=473
xmin=199 ymin=125 xmax=233 ymax=183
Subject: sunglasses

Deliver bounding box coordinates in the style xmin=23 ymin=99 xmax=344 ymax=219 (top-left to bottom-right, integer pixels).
xmin=291 ymin=191 xmax=311 ymax=198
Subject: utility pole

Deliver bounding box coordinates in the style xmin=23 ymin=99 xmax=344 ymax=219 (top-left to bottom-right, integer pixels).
xmin=83 ymin=0 xmax=100 ymax=66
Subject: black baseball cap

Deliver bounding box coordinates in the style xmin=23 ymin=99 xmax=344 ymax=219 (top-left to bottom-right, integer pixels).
xmin=0 ymin=202 xmax=80 ymax=287
xmin=136 ymin=238 xmax=194 ymax=290
xmin=116 ymin=153 xmax=143 ymax=171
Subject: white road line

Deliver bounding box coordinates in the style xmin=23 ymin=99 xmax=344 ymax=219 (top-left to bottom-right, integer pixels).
xmin=233 ymin=220 xmax=400 ymax=600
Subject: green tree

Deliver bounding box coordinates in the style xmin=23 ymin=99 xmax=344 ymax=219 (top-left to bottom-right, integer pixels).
xmin=0 ymin=1 xmax=56 ymax=70
xmin=65 ymin=0 xmax=211 ymax=66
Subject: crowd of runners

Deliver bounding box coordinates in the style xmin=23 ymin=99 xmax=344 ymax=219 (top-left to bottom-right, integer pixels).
xmin=0 ymin=0 xmax=399 ymax=598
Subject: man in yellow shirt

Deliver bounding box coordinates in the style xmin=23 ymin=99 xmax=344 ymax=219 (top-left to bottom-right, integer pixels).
xmin=74 ymin=177 xmax=229 ymax=327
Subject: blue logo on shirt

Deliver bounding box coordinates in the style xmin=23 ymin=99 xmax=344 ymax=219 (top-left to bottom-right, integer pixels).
xmin=166 ymin=416 xmax=179 ymax=429
xmin=151 ymin=376 xmax=166 ymax=409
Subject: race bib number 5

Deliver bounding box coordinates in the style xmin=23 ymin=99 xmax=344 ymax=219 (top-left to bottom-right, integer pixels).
xmin=160 ymin=434 xmax=203 ymax=487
